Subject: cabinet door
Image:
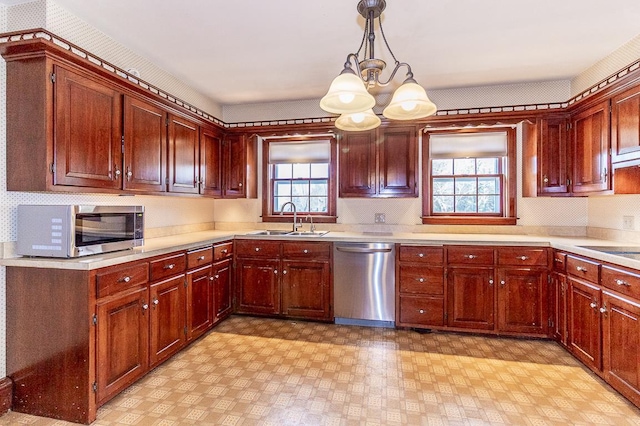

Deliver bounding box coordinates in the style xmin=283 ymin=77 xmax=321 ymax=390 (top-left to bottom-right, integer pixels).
xmin=378 ymin=126 xmax=418 ymax=197
xmin=447 ymin=267 xmax=495 ymax=330
xmin=149 ymin=275 xmax=186 ymax=367
xmin=213 ymin=258 xmax=233 ymax=321
xmin=551 ymin=271 xmax=568 ymax=345
xmin=235 ymin=258 xmax=280 ymax=315
xmin=168 ymin=114 xmax=199 ymax=194
xmin=339 ymin=130 xmax=377 ymax=197
xmin=539 ymin=116 xmax=569 ymax=194
xmin=611 ymin=85 xmax=640 ymax=164
xmin=96 ymin=287 xmax=149 ymax=405
xmin=223 ymin=133 xmax=246 ymax=198
xmin=200 ymin=126 xmax=223 ymax=197
xmin=568 ymin=277 xmax=602 ymax=371
xmin=497 ymin=268 xmax=547 ymax=335
xmin=602 ymin=291 xmax=640 ymax=406
xmin=54 ymin=65 xmax=122 ymax=189
xmin=571 ymin=101 xmax=610 ymax=193
xmin=123 ymin=96 xmax=166 ymax=192
xmin=186 ymin=265 xmax=213 ymax=341
xmin=281 ymin=259 xmax=331 ymax=320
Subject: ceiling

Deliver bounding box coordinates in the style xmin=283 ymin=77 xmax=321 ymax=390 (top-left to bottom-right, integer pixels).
xmin=4 ymin=0 xmax=640 ymax=106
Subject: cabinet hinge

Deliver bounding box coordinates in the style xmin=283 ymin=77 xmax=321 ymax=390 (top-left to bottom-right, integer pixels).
xmin=566 ymin=178 xmax=571 ymax=187
xmin=547 ymin=274 xmax=551 ymax=284
xmin=92 ymin=314 xmax=97 ymax=326
xmin=165 ymin=117 xmax=169 ymax=127
xmin=92 ymin=382 xmax=97 ymax=393
xmin=184 ymin=326 xmax=188 ymax=336
xmin=184 ymin=279 xmax=188 ymax=288
xmin=50 ymin=163 xmax=55 ymax=174
xmin=566 ymin=122 xmax=572 ymax=130
xmin=444 ymin=312 xmax=448 ymax=321
xmin=121 ymin=135 xmax=125 ymax=154
xmin=548 ymin=318 xmax=553 ymax=328
xmin=50 ymin=72 xmax=56 ymax=83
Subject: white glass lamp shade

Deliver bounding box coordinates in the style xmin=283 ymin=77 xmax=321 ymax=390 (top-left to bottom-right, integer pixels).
xmin=335 ymin=109 xmax=381 ymax=131
xmin=320 ymin=72 xmax=376 ymax=114
xmin=382 ymin=81 xmax=437 ymax=120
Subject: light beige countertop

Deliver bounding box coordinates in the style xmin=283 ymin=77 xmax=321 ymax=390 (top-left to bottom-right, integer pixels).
xmin=3 ymin=229 xmax=640 ymax=271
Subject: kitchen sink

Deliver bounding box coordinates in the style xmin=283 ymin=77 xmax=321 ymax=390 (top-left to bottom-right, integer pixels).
xmin=578 ymin=245 xmax=640 ymax=254
xmin=248 ymin=230 xmax=328 ymax=237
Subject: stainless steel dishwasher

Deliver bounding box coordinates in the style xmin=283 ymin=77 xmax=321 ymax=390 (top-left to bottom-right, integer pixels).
xmin=333 ymin=242 xmax=396 ymax=327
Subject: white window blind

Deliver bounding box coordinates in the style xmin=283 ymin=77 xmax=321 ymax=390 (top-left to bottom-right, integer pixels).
xmin=268 ymin=141 xmax=331 ymax=164
xmin=429 ymin=132 xmax=508 ymax=159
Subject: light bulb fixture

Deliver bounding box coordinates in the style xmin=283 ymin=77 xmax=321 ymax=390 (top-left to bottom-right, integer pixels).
xmin=320 ymin=0 xmax=437 ymax=130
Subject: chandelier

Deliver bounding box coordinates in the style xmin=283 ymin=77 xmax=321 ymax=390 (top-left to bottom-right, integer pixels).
xmin=320 ymin=0 xmax=437 ymax=131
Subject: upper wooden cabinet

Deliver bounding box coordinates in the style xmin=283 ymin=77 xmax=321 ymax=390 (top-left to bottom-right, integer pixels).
xmin=123 ymin=96 xmax=167 ymax=192
xmin=570 ymin=101 xmax=611 ymax=194
xmin=339 ymin=125 xmax=418 ymax=198
xmin=2 ymin=38 xmax=256 ymax=198
xmin=611 ymin=84 xmax=640 ymax=165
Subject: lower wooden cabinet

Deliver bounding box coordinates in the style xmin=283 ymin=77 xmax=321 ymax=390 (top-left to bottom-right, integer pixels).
xmin=150 ymin=275 xmax=186 ymax=367
xmin=186 ymin=264 xmax=214 ymax=341
xmin=96 ymin=286 xmax=149 ymax=405
xmin=567 ymin=276 xmax=603 ymax=371
xmin=448 ymin=267 xmax=496 ymax=330
xmin=497 ymin=268 xmax=548 ymax=335
xmin=234 ymin=239 xmax=332 ymax=321
xmin=213 ymin=258 xmax=233 ymax=320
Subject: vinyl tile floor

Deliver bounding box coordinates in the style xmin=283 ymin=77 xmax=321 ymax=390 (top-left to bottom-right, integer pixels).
xmin=1 ymin=316 xmax=640 ymax=425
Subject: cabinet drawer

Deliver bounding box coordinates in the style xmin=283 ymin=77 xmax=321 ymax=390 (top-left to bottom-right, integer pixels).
xmin=601 ymin=265 xmax=640 ymax=300
xmin=398 ymin=246 xmax=444 ymax=265
xmin=398 ymin=296 xmax=444 ymax=327
xmin=553 ymin=251 xmax=567 ymax=273
xmin=497 ymin=247 xmax=548 ymax=266
xmin=213 ymin=241 xmax=233 ymax=261
xmin=235 ymin=240 xmax=280 ymax=258
xmin=187 ymin=246 xmax=213 ymax=269
xmin=447 ymin=246 xmax=494 ymax=265
xmin=566 ymin=255 xmax=599 ymax=283
xmin=282 ymin=241 xmax=331 ymax=259
xmin=96 ymin=262 xmax=149 ymax=298
xmin=150 ymin=252 xmax=187 ymax=281
xmin=398 ymin=266 xmax=444 ymax=295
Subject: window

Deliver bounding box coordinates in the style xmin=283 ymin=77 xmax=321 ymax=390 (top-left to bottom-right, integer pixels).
xmin=422 ymin=128 xmax=517 ymax=225
xmin=262 ymin=136 xmax=337 ymax=223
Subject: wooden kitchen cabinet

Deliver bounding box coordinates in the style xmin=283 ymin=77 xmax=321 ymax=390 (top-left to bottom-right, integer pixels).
xmin=571 ymin=101 xmax=611 ymax=194
xmin=235 ymin=239 xmax=332 ymax=320
xmin=567 ymin=255 xmax=603 ymax=371
xmin=396 ymin=245 xmax=446 ymax=328
xmin=168 ymin=114 xmax=200 ymax=194
xmin=525 ymin=115 xmax=570 ymax=196
xmin=447 ymin=267 xmax=495 ymax=330
xmin=281 ymin=242 xmax=332 ymax=321
xmin=551 ymin=251 xmax=569 ymax=346
xmin=213 ymin=240 xmax=234 ymax=321
xmin=200 ymin=126 xmax=224 ymax=197
xmin=611 ymin=84 xmax=640 ymax=165
xmin=186 ymin=264 xmax=213 ymax=341
xmin=339 ymin=125 xmax=418 ymax=198
xmin=223 ymin=133 xmax=255 ymax=198
xmin=123 ymin=95 xmax=167 ymax=192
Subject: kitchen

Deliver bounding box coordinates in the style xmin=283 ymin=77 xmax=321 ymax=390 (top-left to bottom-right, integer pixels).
xmin=2 ymin=0 xmax=640 ymax=424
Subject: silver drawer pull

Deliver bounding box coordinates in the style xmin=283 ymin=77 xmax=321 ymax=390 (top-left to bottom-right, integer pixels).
xmin=303 ymin=249 xmax=309 ymax=254
xmin=215 ymin=274 xmax=220 ymax=279
xmin=119 ymin=276 xmax=131 ymax=283
xmin=142 ymin=304 xmax=149 ymax=310
xmin=489 ymin=279 xmax=494 ymax=286
xmin=221 ymin=249 xmax=228 ymax=254
xmin=576 ymin=266 xmax=587 ymax=272
xmin=518 ymin=256 xmax=529 ymax=261
xmin=164 ymin=263 xmax=175 ymax=270
xmin=465 ymin=254 xmax=477 ymax=259
xmin=282 ymin=270 xmax=287 ymax=275
xmin=590 ymin=302 xmax=597 ymax=309
xmin=418 ymin=253 xmax=424 ymax=258
xmin=554 ymin=258 xmax=564 ymax=263
xmin=500 ymin=280 xmax=506 ymax=286
xmin=418 ymin=278 xmax=425 ymax=283
xmin=599 ymin=305 xmax=608 ymax=314
xmin=198 ymin=255 xmax=205 ymax=261
xmin=255 ymin=247 xmax=260 ymax=252
xmin=274 ymin=270 xmax=278 ymax=274
xmin=153 ymin=299 xmax=159 ymax=306
xmin=419 ymin=309 xmax=425 ymax=314
xmin=615 ymin=279 xmax=630 ymax=287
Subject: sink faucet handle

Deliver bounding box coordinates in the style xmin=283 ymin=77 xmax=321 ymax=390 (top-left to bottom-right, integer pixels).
xmin=306 ymin=215 xmax=316 ymax=232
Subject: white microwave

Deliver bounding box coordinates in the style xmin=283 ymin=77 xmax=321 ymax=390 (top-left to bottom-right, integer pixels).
xmin=17 ymin=205 xmax=144 ymax=258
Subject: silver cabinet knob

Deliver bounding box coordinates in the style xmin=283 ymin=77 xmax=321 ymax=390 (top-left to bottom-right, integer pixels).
xmin=221 ymin=249 xmax=228 ymax=254
xmin=500 ymin=280 xmax=506 ymax=287
xmin=590 ymin=302 xmax=597 ymax=309
xmin=418 ymin=278 xmax=425 ymax=283
xmin=255 ymin=247 xmax=260 ymax=252
xmin=142 ymin=304 xmax=149 ymax=310
xmin=282 ymin=270 xmax=287 ymax=275
xmin=153 ymin=299 xmax=159 ymax=305
xmin=198 ymin=255 xmax=205 ymax=261
xmin=489 ymin=279 xmax=494 ymax=286
xmin=615 ymin=279 xmax=630 ymax=287
xmin=164 ymin=263 xmax=175 ymax=270
xmin=119 ymin=276 xmax=131 ymax=283
xmin=418 ymin=253 xmax=424 ymax=258
xmin=576 ymin=266 xmax=587 ymax=272
xmin=419 ymin=309 xmax=425 ymax=314
xmin=274 ymin=270 xmax=278 ymax=274
xmin=599 ymin=306 xmax=607 ymax=314
xmin=519 ymin=256 xmax=529 ymax=261
xmin=465 ymin=254 xmax=477 ymax=259
xmin=303 ymin=249 xmax=309 ymax=254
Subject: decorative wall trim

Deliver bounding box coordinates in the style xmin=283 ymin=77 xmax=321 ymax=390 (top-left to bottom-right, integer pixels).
xmin=0 ymin=377 xmax=12 ymax=415
xmin=1 ymin=28 xmax=639 ymax=130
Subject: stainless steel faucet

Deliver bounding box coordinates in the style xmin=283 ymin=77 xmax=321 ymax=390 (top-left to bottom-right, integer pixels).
xmin=279 ymin=201 xmax=301 ymax=232
xmin=306 ymin=214 xmax=316 ymax=233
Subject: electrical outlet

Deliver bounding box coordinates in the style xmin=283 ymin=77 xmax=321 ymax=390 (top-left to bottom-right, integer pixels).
xmin=623 ymin=215 xmax=635 ymax=230
xmin=374 ymin=213 xmax=386 ymax=223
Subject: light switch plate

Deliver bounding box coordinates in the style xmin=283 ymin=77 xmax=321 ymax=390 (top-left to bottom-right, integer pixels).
xmin=374 ymin=213 xmax=386 ymax=223
xmin=623 ymin=215 xmax=635 ymax=230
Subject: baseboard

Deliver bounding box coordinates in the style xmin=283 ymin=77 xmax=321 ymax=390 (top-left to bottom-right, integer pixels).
xmin=0 ymin=377 xmax=12 ymax=415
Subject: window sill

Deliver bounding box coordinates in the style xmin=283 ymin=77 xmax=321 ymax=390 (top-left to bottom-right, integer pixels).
xmin=421 ymin=216 xmax=517 ymax=225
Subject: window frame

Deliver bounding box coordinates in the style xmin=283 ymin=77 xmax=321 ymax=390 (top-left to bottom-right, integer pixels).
xmin=261 ymin=135 xmax=338 ymax=224
xmin=422 ymin=127 xmax=517 ymax=225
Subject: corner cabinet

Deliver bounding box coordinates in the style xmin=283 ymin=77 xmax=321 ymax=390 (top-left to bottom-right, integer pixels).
xmin=611 ymin=84 xmax=640 ymax=165
xmin=339 ymin=125 xmax=418 ymax=198
xmin=570 ymin=101 xmax=611 ymax=194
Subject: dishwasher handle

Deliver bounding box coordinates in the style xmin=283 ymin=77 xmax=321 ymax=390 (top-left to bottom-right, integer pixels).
xmin=336 ymin=246 xmax=393 ymax=254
